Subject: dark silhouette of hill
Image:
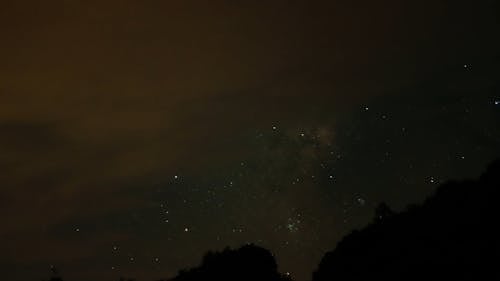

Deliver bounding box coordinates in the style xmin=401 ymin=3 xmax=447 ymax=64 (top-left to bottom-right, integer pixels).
xmin=39 ymin=160 xmax=500 ymax=281
xmin=313 ymin=160 xmax=500 ymax=281
xmin=168 ymin=244 xmax=292 ymax=281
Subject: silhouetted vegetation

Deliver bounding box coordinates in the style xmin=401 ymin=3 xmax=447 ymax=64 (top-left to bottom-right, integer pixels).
xmin=169 ymin=244 xmax=292 ymax=281
xmin=313 ymin=159 xmax=500 ymax=281
xmin=41 ymin=160 xmax=500 ymax=281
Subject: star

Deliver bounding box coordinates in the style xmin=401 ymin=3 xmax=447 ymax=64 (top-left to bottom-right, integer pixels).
xmin=286 ymin=217 xmax=301 ymax=232
xmin=356 ymin=197 xmax=366 ymax=206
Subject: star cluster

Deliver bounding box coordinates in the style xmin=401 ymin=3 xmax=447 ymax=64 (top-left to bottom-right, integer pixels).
xmin=1 ymin=1 xmax=499 ymax=281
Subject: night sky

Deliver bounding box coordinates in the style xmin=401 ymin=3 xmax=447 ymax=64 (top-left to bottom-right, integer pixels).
xmin=1 ymin=1 xmax=499 ymax=281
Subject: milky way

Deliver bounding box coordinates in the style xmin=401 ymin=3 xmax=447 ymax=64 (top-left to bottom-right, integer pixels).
xmin=1 ymin=1 xmax=499 ymax=281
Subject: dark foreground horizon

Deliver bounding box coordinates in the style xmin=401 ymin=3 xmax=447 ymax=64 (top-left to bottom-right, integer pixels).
xmin=2 ymin=2 xmax=499 ymax=281
xmin=42 ymin=159 xmax=500 ymax=281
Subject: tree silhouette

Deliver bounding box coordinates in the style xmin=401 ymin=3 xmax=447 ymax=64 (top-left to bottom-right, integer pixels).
xmin=169 ymin=244 xmax=292 ymax=281
xmin=37 ymin=160 xmax=500 ymax=281
xmin=313 ymin=159 xmax=500 ymax=281
xmin=374 ymin=202 xmax=394 ymax=221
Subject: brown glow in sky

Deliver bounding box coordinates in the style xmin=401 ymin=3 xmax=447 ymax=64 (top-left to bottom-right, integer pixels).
xmin=1 ymin=1 xmax=499 ymax=281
